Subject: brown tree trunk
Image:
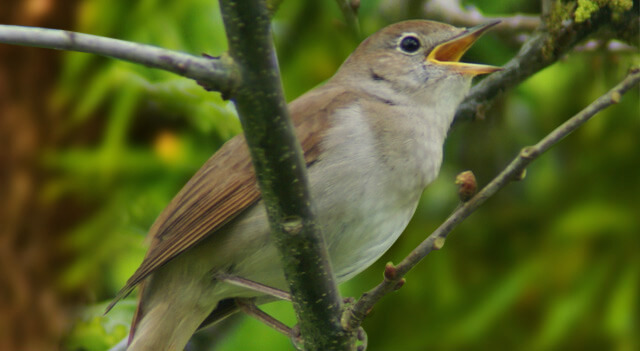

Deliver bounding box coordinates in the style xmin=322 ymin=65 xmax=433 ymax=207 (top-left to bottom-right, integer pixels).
xmin=0 ymin=2 xmax=81 ymax=350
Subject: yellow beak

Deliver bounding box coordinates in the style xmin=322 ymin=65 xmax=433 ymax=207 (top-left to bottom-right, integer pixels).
xmin=427 ymin=21 xmax=503 ymax=76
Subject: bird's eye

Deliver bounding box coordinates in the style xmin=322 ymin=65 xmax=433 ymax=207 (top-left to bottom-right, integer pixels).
xmin=399 ymin=35 xmax=421 ymax=54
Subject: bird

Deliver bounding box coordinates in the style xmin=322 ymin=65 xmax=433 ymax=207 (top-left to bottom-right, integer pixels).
xmin=107 ymin=19 xmax=501 ymax=351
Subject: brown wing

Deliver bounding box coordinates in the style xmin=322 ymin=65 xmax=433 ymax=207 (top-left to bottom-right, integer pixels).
xmin=106 ymin=84 xmax=351 ymax=311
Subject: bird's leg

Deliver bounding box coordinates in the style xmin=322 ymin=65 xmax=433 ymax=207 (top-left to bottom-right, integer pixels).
xmin=235 ymin=298 xmax=294 ymax=336
xmin=215 ymin=273 xmax=291 ymax=301
xmin=235 ymin=299 xmax=304 ymax=349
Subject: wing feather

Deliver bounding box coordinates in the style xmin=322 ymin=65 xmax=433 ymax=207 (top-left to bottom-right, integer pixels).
xmin=107 ymin=85 xmax=362 ymax=313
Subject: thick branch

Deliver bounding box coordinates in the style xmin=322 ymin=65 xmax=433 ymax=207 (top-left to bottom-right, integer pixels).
xmin=454 ymin=1 xmax=639 ymax=123
xmin=344 ymin=67 xmax=640 ymax=330
xmin=218 ymin=1 xmax=351 ymax=350
xmin=0 ymin=25 xmax=238 ymax=96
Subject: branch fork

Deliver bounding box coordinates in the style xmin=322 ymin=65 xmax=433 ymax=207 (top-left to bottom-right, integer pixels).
xmin=343 ymin=67 xmax=640 ymax=332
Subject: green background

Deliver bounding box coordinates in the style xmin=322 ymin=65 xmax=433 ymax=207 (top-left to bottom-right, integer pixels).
xmin=3 ymin=0 xmax=638 ymax=350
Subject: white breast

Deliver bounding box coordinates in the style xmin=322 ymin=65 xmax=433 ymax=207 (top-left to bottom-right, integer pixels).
xmin=310 ymin=103 xmax=444 ymax=282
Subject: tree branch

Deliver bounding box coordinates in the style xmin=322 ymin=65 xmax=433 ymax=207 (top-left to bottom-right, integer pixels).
xmin=0 ymin=25 xmax=238 ymax=97
xmin=344 ymin=67 xmax=640 ymax=330
xmin=425 ymin=0 xmax=540 ymax=32
xmin=335 ymin=0 xmax=361 ymax=38
xmin=218 ymin=1 xmax=352 ymax=350
xmin=454 ymin=0 xmax=639 ymax=123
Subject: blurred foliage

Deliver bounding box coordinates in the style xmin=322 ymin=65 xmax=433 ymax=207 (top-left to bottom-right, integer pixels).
xmin=16 ymin=0 xmax=636 ymax=350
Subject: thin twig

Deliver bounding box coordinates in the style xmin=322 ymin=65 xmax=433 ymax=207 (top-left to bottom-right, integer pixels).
xmin=541 ymin=0 xmax=553 ymax=18
xmin=573 ymin=39 xmax=638 ymax=53
xmin=335 ymin=0 xmax=361 ymax=38
xmin=343 ymin=67 xmax=640 ymax=330
xmin=0 ymin=25 xmax=238 ymax=96
xmin=454 ymin=2 xmax=638 ymax=123
xmin=424 ymin=0 xmax=540 ymax=32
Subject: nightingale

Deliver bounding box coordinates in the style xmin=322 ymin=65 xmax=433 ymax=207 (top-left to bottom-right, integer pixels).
xmin=107 ymin=20 xmax=501 ymax=351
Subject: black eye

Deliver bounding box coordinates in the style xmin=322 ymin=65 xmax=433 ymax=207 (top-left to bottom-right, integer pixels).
xmin=399 ymin=35 xmax=421 ymax=53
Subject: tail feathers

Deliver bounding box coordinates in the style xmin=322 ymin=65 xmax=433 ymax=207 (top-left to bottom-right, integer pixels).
xmin=126 ymin=298 xmax=215 ymax=351
xmin=105 ymin=264 xmax=150 ymax=315
xmin=104 ymin=285 xmax=135 ymax=315
xmin=128 ymin=284 xmax=146 ymax=346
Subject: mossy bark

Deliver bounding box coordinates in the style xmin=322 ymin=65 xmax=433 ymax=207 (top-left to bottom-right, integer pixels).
xmin=218 ymin=0 xmax=354 ymax=350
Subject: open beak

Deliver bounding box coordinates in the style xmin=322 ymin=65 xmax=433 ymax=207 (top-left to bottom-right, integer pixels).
xmin=427 ymin=21 xmax=502 ymax=76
